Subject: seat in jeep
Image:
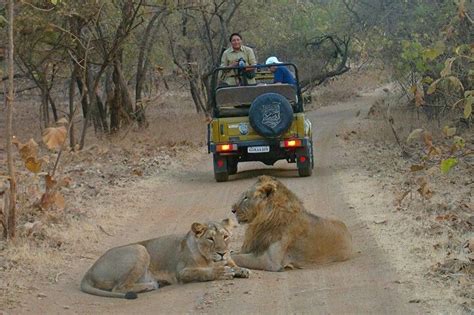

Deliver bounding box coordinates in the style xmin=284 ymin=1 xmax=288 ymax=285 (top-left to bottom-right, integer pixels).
xmin=215 ymin=84 xmax=297 ymax=117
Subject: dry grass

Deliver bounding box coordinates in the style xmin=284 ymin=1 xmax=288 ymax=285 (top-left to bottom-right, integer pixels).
xmin=0 ymin=84 xmax=209 ymax=310
xmin=331 ymin=86 xmax=473 ymax=311
xmin=359 ymin=94 xmax=469 ymax=145
xmin=308 ymin=68 xmax=389 ymax=109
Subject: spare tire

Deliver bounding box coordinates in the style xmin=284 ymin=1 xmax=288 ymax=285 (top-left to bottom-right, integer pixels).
xmin=249 ymin=93 xmax=293 ymax=138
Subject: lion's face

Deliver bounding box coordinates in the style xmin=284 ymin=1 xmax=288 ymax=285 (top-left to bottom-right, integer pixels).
xmin=191 ymin=219 xmax=235 ymax=262
xmin=231 ymin=187 xmax=259 ymax=224
xmin=231 ymin=175 xmax=278 ymax=224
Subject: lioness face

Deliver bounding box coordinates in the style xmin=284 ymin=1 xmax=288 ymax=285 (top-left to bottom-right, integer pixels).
xmin=192 ymin=220 xmax=233 ymax=262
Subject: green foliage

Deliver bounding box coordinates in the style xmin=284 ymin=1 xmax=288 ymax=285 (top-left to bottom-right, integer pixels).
xmin=400 ymin=40 xmax=435 ymax=74
xmin=440 ymin=158 xmax=458 ymax=174
xmin=5 ymin=0 xmax=472 ymax=131
xmin=426 ymin=45 xmax=473 ymax=118
xmin=343 ymin=0 xmax=471 ymax=120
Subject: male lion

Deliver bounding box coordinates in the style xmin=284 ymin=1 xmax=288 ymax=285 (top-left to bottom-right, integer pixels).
xmin=231 ymin=176 xmax=352 ymax=271
xmin=81 ymin=219 xmax=249 ymax=299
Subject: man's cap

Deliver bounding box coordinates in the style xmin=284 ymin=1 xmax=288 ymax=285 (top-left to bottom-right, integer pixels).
xmin=265 ymin=56 xmax=282 ymax=65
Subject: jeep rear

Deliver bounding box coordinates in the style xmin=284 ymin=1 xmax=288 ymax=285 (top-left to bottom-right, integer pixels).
xmin=208 ymin=64 xmax=313 ymax=182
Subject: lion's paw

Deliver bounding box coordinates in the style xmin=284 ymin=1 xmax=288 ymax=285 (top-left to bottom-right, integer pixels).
xmin=214 ymin=265 xmax=235 ymax=280
xmin=233 ymin=267 xmax=250 ymax=278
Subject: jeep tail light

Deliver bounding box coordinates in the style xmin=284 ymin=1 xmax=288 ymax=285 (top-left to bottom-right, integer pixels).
xmin=216 ymin=143 xmax=238 ymax=152
xmin=280 ymin=139 xmax=302 ymax=148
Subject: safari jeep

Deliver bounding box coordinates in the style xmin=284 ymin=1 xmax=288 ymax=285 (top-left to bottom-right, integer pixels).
xmin=207 ymin=63 xmax=313 ymax=182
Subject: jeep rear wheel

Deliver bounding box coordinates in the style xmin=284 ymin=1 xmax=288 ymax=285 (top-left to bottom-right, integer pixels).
xmin=214 ymin=171 xmax=229 ymax=182
xmin=213 ymin=154 xmax=229 ymax=182
xmin=227 ymin=157 xmax=238 ymax=175
xmin=297 ymin=143 xmax=313 ymax=177
xmin=298 ymin=163 xmax=312 ymax=177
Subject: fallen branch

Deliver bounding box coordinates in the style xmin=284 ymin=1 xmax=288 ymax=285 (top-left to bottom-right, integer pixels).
xmin=382 ymin=102 xmax=411 ymax=158
xmin=98 ymin=224 xmax=113 ymax=236
xmin=54 ymin=271 xmax=64 ymax=283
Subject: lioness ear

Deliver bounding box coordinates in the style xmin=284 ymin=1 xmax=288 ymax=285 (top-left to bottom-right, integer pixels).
xmin=254 ymin=181 xmax=277 ymax=198
xmin=221 ymin=218 xmax=237 ymax=231
xmin=191 ymin=222 xmax=207 ymax=237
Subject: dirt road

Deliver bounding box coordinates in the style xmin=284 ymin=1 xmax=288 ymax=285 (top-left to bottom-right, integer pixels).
xmin=14 ymin=88 xmax=424 ymax=314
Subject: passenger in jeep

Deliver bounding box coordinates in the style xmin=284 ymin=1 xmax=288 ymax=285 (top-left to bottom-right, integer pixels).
xmin=220 ymin=33 xmax=257 ymax=86
xmin=265 ymin=56 xmax=296 ymax=86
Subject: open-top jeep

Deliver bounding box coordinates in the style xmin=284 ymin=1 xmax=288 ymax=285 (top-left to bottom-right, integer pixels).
xmin=207 ymin=63 xmax=313 ymax=182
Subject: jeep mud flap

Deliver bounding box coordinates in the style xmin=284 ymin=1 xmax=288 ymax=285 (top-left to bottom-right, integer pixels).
xmin=213 ymin=154 xmax=228 ymax=173
xmin=295 ymin=147 xmax=311 ymax=169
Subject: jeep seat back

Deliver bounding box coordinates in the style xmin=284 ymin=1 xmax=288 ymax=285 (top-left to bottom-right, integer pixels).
xmin=216 ymin=84 xmax=297 ymax=107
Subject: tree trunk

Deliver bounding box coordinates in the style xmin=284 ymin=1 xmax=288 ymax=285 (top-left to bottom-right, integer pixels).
xmin=85 ymin=66 xmax=108 ymax=134
xmin=68 ymin=65 xmax=77 ymax=149
xmin=135 ymin=10 xmax=162 ymax=103
xmin=110 ymin=61 xmax=121 ymax=132
xmin=110 ymin=57 xmax=134 ymax=132
xmin=48 ymin=92 xmax=59 ymax=122
xmin=76 ymin=76 xmax=89 ymax=118
xmin=0 ymin=181 xmax=9 ymax=239
xmin=40 ymin=86 xmax=50 ymax=128
xmin=80 ymin=65 xmax=108 ymax=149
xmin=189 ymin=79 xmax=206 ymax=113
xmin=5 ymin=0 xmax=16 ymax=239
xmin=135 ymin=10 xmax=163 ymax=127
xmin=96 ymin=93 xmax=108 ymax=133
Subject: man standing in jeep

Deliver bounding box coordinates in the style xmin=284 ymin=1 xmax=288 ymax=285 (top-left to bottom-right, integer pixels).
xmin=220 ymin=33 xmax=257 ymax=86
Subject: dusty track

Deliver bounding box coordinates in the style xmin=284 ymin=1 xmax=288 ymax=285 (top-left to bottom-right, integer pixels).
xmin=14 ymin=88 xmax=424 ymax=314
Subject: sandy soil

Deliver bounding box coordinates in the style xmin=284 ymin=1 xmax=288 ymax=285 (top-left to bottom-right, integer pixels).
xmin=0 ymin=76 xmax=472 ymax=314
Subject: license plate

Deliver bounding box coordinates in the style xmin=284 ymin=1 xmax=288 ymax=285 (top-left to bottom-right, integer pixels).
xmin=247 ymin=146 xmax=270 ymax=153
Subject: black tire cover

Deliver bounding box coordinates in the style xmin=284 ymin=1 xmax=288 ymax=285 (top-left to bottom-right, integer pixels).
xmin=249 ymin=93 xmax=293 ymax=138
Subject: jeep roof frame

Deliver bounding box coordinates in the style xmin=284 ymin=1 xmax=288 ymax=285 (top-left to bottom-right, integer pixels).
xmin=210 ymin=63 xmax=304 ymax=118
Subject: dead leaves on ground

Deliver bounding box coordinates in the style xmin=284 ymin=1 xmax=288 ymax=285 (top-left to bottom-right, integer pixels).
xmin=42 ymin=126 xmax=67 ymax=150
xmin=394 ymin=176 xmax=434 ymax=207
xmin=38 ymin=174 xmax=66 ymax=212
xmin=12 ymin=135 xmax=68 ymax=212
xmin=25 ymin=157 xmax=44 ymax=173
xmin=39 ymin=190 xmax=66 ymax=212
xmin=406 ymin=128 xmax=469 ymax=175
xmin=12 ymin=137 xmax=49 ymax=174
xmin=416 ymin=177 xmax=433 ymax=199
xmin=12 ymin=137 xmax=38 ymax=161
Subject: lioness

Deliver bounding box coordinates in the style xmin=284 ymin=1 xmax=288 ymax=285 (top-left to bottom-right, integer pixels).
xmin=231 ymin=176 xmax=352 ymax=271
xmin=81 ymin=219 xmax=249 ymax=299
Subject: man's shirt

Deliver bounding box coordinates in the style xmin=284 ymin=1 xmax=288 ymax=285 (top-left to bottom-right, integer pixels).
xmin=274 ymin=66 xmax=296 ymax=86
xmin=220 ymin=45 xmax=257 ymax=85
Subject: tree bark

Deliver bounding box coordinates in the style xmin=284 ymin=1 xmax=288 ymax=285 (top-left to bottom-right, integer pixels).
xmin=40 ymin=87 xmax=50 ymax=128
xmin=5 ymin=0 xmax=17 ymax=239
xmin=68 ymin=64 xmax=77 ymax=149
xmin=135 ymin=10 xmax=162 ymax=103
xmin=109 ymin=57 xmax=134 ymax=132
xmin=135 ymin=10 xmax=164 ymax=128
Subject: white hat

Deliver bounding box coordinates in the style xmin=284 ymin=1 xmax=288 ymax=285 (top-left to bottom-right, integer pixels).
xmin=265 ymin=56 xmax=282 ymax=65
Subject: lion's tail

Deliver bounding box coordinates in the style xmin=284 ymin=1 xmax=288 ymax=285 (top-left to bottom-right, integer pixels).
xmin=80 ymin=277 xmax=138 ymax=299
